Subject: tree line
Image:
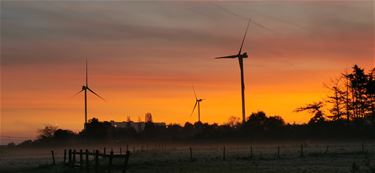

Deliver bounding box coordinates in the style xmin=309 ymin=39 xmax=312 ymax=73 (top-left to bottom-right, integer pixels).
xmin=8 ymin=65 xmax=374 ymax=147
xmin=296 ymin=64 xmax=374 ymax=124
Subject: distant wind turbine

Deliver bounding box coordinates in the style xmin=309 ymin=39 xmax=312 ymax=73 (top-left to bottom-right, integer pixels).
xmin=215 ymin=19 xmax=251 ymax=124
xmin=190 ymin=87 xmax=205 ymax=123
xmin=74 ymin=58 xmax=105 ymax=129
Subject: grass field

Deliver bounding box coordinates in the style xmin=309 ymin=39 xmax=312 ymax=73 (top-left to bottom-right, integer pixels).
xmin=1 ymin=141 xmax=374 ymax=173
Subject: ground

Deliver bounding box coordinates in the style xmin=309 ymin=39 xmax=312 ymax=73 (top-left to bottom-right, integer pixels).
xmin=0 ymin=141 xmax=374 ymax=173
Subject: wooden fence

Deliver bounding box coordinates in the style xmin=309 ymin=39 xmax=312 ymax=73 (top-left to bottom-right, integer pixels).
xmin=47 ymin=144 xmax=370 ymax=172
xmin=55 ymin=148 xmax=130 ymax=173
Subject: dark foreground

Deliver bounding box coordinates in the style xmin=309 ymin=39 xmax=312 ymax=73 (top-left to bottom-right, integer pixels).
xmin=1 ymin=141 xmax=375 ymax=173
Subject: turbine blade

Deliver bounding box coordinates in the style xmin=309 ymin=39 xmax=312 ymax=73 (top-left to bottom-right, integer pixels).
xmin=238 ymin=18 xmax=251 ymax=55
xmin=215 ymin=55 xmax=238 ymax=59
xmin=190 ymin=101 xmax=198 ymax=116
xmin=192 ymin=86 xmax=198 ymax=100
xmin=87 ymin=87 xmax=105 ymax=101
xmin=72 ymin=89 xmax=84 ymax=98
xmin=86 ymin=57 xmax=88 ymax=87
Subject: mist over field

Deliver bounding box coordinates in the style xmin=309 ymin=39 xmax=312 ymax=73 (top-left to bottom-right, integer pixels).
xmin=2 ymin=141 xmax=375 ymax=173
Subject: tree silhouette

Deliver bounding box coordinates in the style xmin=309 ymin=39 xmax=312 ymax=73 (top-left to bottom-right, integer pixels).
xmin=53 ymin=129 xmax=75 ymax=139
xmin=295 ymin=102 xmax=326 ymax=125
xmin=326 ymin=78 xmax=346 ymax=120
xmin=347 ymin=65 xmax=369 ymax=118
xmin=342 ymin=65 xmax=374 ymax=121
xmin=37 ymin=125 xmax=58 ymax=139
xmin=367 ymin=68 xmax=375 ymax=119
xmin=226 ymin=116 xmax=241 ymax=127
xmin=82 ymin=118 xmax=114 ymax=139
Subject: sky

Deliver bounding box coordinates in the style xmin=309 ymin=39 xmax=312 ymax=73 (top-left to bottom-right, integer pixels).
xmin=1 ymin=1 xmax=374 ymax=144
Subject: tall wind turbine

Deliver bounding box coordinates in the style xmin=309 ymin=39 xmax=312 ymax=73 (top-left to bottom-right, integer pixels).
xmin=75 ymin=58 xmax=105 ymax=129
xmin=215 ymin=19 xmax=251 ymax=124
xmin=190 ymin=87 xmax=205 ymax=122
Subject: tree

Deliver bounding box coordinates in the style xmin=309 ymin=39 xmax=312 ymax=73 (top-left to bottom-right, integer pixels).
xmin=145 ymin=112 xmax=153 ymax=123
xmin=347 ymin=65 xmax=369 ymax=118
xmin=247 ymin=111 xmax=267 ymax=123
xmin=342 ymin=71 xmax=353 ymax=122
xmin=244 ymin=111 xmax=268 ymax=129
xmin=295 ymin=102 xmax=326 ymax=125
xmin=37 ymin=125 xmax=58 ymax=139
xmin=226 ymin=116 xmax=241 ymax=127
xmin=366 ymin=68 xmax=375 ymax=119
xmin=53 ymin=129 xmax=75 ymax=139
xmin=325 ymin=78 xmax=346 ymax=121
xmin=266 ymin=116 xmax=285 ymax=128
xmin=82 ymin=118 xmax=114 ymax=138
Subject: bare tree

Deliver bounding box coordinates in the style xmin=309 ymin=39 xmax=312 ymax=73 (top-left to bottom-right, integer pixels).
xmin=325 ymin=78 xmax=346 ymax=121
xmin=226 ymin=116 xmax=241 ymax=127
xmin=342 ymin=71 xmax=353 ymax=122
xmin=295 ymin=102 xmax=326 ymax=124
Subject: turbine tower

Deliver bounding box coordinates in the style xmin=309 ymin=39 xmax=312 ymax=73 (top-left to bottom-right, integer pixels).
xmin=190 ymin=87 xmax=205 ymax=122
xmin=215 ymin=19 xmax=251 ymax=124
xmin=75 ymin=58 xmax=104 ymax=129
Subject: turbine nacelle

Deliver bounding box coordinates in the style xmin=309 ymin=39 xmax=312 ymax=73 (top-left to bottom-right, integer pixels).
xmin=240 ymin=52 xmax=248 ymax=58
xmin=196 ymin=98 xmax=205 ymax=102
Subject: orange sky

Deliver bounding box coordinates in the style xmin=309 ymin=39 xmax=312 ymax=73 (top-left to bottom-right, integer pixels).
xmin=1 ymin=1 xmax=374 ymax=144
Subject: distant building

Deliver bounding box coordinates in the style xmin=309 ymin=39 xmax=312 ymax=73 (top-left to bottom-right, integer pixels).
xmin=110 ymin=121 xmax=145 ymax=132
xmin=110 ymin=113 xmax=165 ymax=132
xmin=145 ymin=112 xmax=152 ymax=123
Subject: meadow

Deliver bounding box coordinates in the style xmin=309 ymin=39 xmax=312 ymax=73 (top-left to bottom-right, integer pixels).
xmin=1 ymin=141 xmax=374 ymax=173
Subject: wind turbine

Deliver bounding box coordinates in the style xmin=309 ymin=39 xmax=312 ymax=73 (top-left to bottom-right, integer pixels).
xmin=215 ymin=19 xmax=251 ymax=124
xmin=190 ymin=87 xmax=205 ymax=122
xmin=74 ymin=58 xmax=105 ymax=129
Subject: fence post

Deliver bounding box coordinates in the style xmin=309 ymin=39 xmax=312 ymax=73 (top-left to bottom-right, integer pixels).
xmin=122 ymin=151 xmax=130 ymax=173
xmin=362 ymin=144 xmax=365 ymax=153
xmin=324 ymin=145 xmax=329 ymax=154
xmin=189 ymin=147 xmax=193 ymax=161
xmin=108 ymin=151 xmax=114 ymax=173
xmin=51 ymin=150 xmax=55 ymax=165
xmin=352 ymin=161 xmax=359 ymax=173
xmin=95 ymin=150 xmax=99 ymax=173
xmin=300 ymin=144 xmax=304 ymax=158
xmin=68 ymin=149 xmax=72 ymax=166
xmin=80 ymin=149 xmax=83 ymax=169
xmin=73 ymin=149 xmax=76 ymax=166
xmin=223 ymin=146 xmax=226 ymax=161
xmin=64 ymin=149 xmax=67 ymax=164
xmin=250 ymin=145 xmax=253 ymax=159
xmin=277 ymin=146 xmax=280 ymax=159
xmin=85 ymin=149 xmax=89 ymax=173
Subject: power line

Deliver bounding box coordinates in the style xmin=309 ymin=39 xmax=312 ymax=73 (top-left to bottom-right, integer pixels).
xmin=212 ymin=3 xmax=306 ymax=33
xmin=211 ymin=3 xmax=276 ymax=33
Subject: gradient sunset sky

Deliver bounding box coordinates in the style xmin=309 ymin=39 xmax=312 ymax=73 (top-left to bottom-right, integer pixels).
xmin=1 ymin=1 xmax=374 ymax=144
